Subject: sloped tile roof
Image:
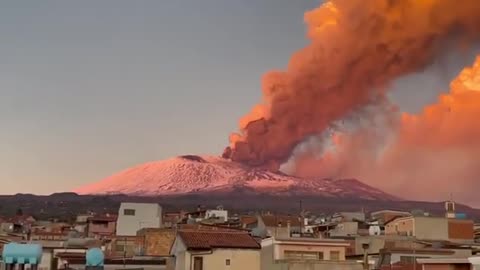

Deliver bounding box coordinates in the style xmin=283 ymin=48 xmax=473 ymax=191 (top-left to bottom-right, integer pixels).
xmin=178 ymin=231 xmax=260 ymax=250
xmin=241 ymin=216 xmax=257 ymax=225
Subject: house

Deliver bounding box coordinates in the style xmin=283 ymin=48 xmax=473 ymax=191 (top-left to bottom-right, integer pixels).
xmin=136 ymin=228 xmax=176 ymax=256
xmin=59 ymin=255 xmax=167 ymax=270
xmin=474 ymin=223 xmax=480 ymax=243
xmin=30 ymin=231 xmax=69 ymax=241
xmin=106 ymin=235 xmax=141 ymax=258
xmin=417 ymin=258 xmax=472 ymax=270
xmin=370 ymin=210 xmax=411 ymax=225
xmin=256 ymin=215 xmax=303 ymax=238
xmin=329 ymin=221 xmax=361 ymax=237
xmin=32 ymin=238 xmax=102 ymax=270
xmin=375 ymin=246 xmax=473 ymax=270
xmin=0 ymin=215 xmax=36 ymax=236
xmin=184 ymin=209 xmax=208 ymax=224
xmin=204 ymin=206 xmax=228 ymax=223
xmin=330 ymin=212 xmax=366 ymax=223
xmin=468 ymin=256 xmax=480 ymax=269
xmin=74 ymin=213 xmax=93 ymax=234
xmin=163 ymin=212 xmax=182 ymax=228
xmin=170 ymin=230 xmax=261 ymax=270
xmin=261 ymin=236 xmax=362 ymax=270
xmin=116 ymin=203 xmax=162 ymax=236
xmin=241 ymin=215 xmax=258 ymax=229
xmin=9 ymin=215 xmax=36 ymax=226
xmin=86 ymin=214 xmax=117 ymax=239
xmin=0 ymin=222 xmax=24 ymax=234
xmin=350 ymin=235 xmax=418 ymax=256
xmin=385 ymin=216 xmax=474 ymax=242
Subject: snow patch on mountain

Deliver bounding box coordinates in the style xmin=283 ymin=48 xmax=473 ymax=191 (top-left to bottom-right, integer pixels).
xmin=74 ymin=155 xmax=399 ymax=200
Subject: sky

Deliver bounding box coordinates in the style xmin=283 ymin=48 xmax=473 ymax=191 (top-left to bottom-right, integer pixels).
xmin=0 ymin=0 xmax=476 ymax=195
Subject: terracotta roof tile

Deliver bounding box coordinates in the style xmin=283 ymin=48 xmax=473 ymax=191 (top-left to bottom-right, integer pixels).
xmin=241 ymin=216 xmax=257 ymax=225
xmin=178 ymin=231 xmax=260 ymax=250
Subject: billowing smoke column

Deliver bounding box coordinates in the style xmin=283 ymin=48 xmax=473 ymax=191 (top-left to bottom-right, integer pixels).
xmin=293 ymin=56 xmax=480 ymax=205
xmin=223 ymin=0 xmax=480 ymax=171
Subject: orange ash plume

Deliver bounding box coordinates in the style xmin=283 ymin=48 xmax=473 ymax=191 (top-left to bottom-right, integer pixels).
xmin=223 ymin=0 xmax=480 ymax=171
xmin=294 ymin=56 xmax=480 ymax=204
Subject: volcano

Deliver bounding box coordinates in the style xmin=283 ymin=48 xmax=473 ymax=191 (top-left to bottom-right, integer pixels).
xmin=74 ymin=155 xmax=398 ymax=200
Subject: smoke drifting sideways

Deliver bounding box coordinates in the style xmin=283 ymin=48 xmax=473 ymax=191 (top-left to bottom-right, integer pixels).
xmin=222 ymin=0 xmax=480 ymax=172
xmin=291 ymin=56 xmax=480 ymax=206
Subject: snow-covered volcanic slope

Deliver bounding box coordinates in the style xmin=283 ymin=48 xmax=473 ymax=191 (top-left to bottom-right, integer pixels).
xmin=74 ymin=155 xmax=398 ymax=200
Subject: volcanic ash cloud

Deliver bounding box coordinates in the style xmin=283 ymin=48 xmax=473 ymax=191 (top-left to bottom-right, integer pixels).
xmin=293 ymin=56 xmax=480 ymax=205
xmin=223 ymin=0 xmax=480 ymax=174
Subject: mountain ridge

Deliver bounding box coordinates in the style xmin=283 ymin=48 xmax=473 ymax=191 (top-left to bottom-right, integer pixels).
xmin=75 ymin=155 xmax=398 ymax=201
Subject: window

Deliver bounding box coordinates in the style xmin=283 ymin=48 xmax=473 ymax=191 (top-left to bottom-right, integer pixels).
xmin=124 ymin=209 xmax=135 ymax=216
xmin=193 ymin=257 xmax=203 ymax=270
xmin=330 ymin=251 xmax=340 ymax=261
xmin=226 ymin=259 xmax=230 ymax=266
xmin=284 ymin=251 xmax=323 ymax=260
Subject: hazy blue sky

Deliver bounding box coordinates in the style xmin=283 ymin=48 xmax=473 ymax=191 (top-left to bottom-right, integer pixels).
xmin=0 ymin=1 xmax=477 ymax=194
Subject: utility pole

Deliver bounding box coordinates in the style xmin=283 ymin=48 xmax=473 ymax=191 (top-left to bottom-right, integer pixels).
xmin=362 ymin=243 xmax=369 ymax=270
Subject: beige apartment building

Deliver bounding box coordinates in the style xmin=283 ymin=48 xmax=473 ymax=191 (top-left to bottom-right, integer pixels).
xmin=261 ymin=237 xmax=363 ymax=270
xmin=385 ymin=216 xmax=474 ymax=242
xmin=170 ymin=230 xmax=261 ymax=270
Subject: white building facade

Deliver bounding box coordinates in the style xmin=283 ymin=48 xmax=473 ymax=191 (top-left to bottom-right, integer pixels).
xmin=116 ymin=203 xmax=162 ymax=236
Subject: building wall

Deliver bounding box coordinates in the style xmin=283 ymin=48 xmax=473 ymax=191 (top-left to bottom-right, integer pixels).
xmin=70 ymin=263 xmax=167 ymax=270
xmin=171 ymin=238 xmax=186 ymax=270
xmin=116 ymin=203 xmax=162 ymax=236
xmin=274 ymin=261 xmax=363 ymax=270
xmin=385 ymin=218 xmax=415 ymax=236
xmin=184 ymin=249 xmax=260 ymax=270
xmin=448 ymin=220 xmax=474 ymax=242
xmin=372 ymin=212 xmax=410 ymax=224
xmin=330 ymin=222 xmax=358 ymax=237
xmin=261 ymin=241 xmax=275 ymax=270
xmin=415 ymin=217 xmax=449 ymax=241
xmin=205 ymin=210 xmax=228 ymax=222
xmin=74 ymin=224 xmax=87 ymax=234
xmin=276 ymin=244 xmax=346 ymax=261
xmin=261 ymin=241 xmax=359 ymax=270
xmin=139 ymin=229 xmax=176 ymax=256
xmin=332 ymin=212 xmax=365 ymax=223
xmin=108 ymin=237 xmax=139 ymax=257
xmin=88 ymin=221 xmax=116 ymax=237
xmin=386 ymin=217 xmax=450 ymax=241
xmin=39 ymin=250 xmax=53 ymax=270
xmin=266 ymin=226 xmax=290 ymax=238
xmin=389 ymin=253 xmax=462 ymax=265
xmin=354 ymin=236 xmax=387 ymax=255
xmin=422 ymin=265 xmax=471 ymax=270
